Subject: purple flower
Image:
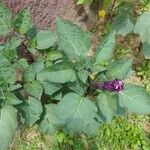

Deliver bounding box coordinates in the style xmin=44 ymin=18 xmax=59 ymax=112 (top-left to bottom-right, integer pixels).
xmin=92 ymin=79 xmax=124 ymax=92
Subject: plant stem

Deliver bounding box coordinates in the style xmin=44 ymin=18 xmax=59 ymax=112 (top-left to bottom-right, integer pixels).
xmin=107 ymin=0 xmax=116 ymax=18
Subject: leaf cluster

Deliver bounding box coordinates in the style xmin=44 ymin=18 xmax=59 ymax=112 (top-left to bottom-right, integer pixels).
xmin=0 ymin=1 xmax=150 ymax=149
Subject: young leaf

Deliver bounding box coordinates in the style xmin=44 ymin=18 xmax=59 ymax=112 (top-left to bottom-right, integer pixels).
xmin=20 ymin=97 xmax=43 ymax=127
xmin=97 ymin=92 xmax=117 ymax=122
xmin=94 ymin=31 xmax=116 ymax=71
xmin=24 ymin=80 xmax=43 ymax=99
xmin=0 ymin=106 xmax=18 ymax=150
xmin=56 ymin=17 xmax=91 ymax=60
xmin=36 ymin=30 xmax=57 ymax=50
xmin=56 ymin=93 xmax=99 ymax=134
xmin=13 ymin=9 xmax=31 ymax=34
xmin=119 ymin=83 xmax=150 ymax=114
xmin=106 ymin=58 xmax=133 ymax=79
xmin=134 ymin=12 xmax=150 ymax=44
xmin=37 ymin=62 xmax=76 ymax=83
xmin=39 ymin=104 xmax=60 ymax=135
xmin=0 ymin=4 xmax=12 ymax=36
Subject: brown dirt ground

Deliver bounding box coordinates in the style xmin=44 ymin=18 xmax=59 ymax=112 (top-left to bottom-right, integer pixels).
xmin=3 ymin=0 xmax=79 ymax=30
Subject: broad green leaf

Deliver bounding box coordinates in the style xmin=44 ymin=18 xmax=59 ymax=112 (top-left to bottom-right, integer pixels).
xmin=97 ymin=92 xmax=117 ymax=122
xmin=115 ymin=2 xmax=134 ymax=14
xmin=68 ymin=81 xmax=86 ymax=96
xmin=77 ymin=69 xmax=89 ymax=84
xmin=50 ymin=90 xmax=63 ymax=101
xmin=106 ymin=58 xmax=133 ymax=79
xmin=113 ymin=10 xmax=134 ymax=36
xmin=24 ymin=80 xmax=43 ymax=99
xmin=42 ymin=81 xmax=62 ymax=96
xmin=142 ymin=42 xmax=150 ymax=58
xmin=37 ymin=62 xmax=76 ymax=83
xmin=32 ymin=61 xmax=45 ymax=74
xmin=13 ymin=9 xmax=31 ymax=34
xmin=36 ymin=30 xmax=57 ymax=49
xmin=5 ymin=92 xmax=22 ymax=105
xmin=23 ymin=66 xmax=35 ymax=82
xmin=0 ymin=4 xmax=12 ymax=36
xmin=56 ymin=17 xmax=91 ymax=60
xmin=9 ymin=83 xmax=22 ymax=91
xmin=0 ymin=54 xmax=16 ymax=85
xmin=56 ymin=93 xmax=99 ymax=134
xmin=39 ymin=104 xmax=60 ymax=135
xmin=0 ymin=106 xmax=18 ymax=150
xmin=20 ymin=97 xmax=42 ymax=126
xmin=134 ymin=12 xmax=150 ymax=44
xmin=116 ymin=98 xmax=126 ymax=116
xmin=94 ymin=31 xmax=116 ymax=71
xmin=14 ymin=58 xmax=29 ymax=70
xmin=84 ymin=116 xmax=101 ymax=136
xmin=119 ymin=83 xmax=150 ymax=114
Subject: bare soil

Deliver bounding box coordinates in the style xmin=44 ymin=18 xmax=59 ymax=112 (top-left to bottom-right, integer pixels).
xmin=3 ymin=0 xmax=78 ymax=30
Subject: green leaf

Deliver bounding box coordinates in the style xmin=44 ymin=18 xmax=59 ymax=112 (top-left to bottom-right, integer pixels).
xmin=77 ymin=69 xmax=89 ymax=84
xmin=5 ymin=92 xmax=22 ymax=105
xmin=0 ymin=106 xmax=18 ymax=150
xmin=97 ymin=92 xmax=117 ymax=122
xmin=42 ymin=81 xmax=62 ymax=96
xmin=36 ymin=30 xmax=57 ymax=49
xmin=56 ymin=93 xmax=99 ymax=134
xmin=24 ymin=80 xmax=43 ymax=99
xmin=77 ymin=0 xmax=93 ymax=5
xmin=106 ymin=58 xmax=133 ymax=79
xmin=134 ymin=12 xmax=150 ymax=44
xmin=84 ymin=116 xmax=101 ymax=136
xmin=14 ymin=58 xmax=29 ymax=70
xmin=113 ymin=10 xmax=134 ymax=36
xmin=13 ymin=9 xmax=31 ymax=34
xmin=37 ymin=62 xmax=76 ymax=83
xmin=31 ymin=61 xmax=45 ymax=74
xmin=2 ymin=37 xmax=21 ymax=61
xmin=8 ymin=36 xmax=22 ymax=50
xmin=68 ymin=81 xmax=86 ymax=96
xmin=142 ymin=42 xmax=150 ymax=58
xmin=26 ymin=26 xmax=37 ymax=39
xmin=94 ymin=31 xmax=116 ymax=71
xmin=0 ymin=4 xmax=12 ymax=36
xmin=39 ymin=104 xmax=60 ymax=135
xmin=23 ymin=66 xmax=35 ymax=82
xmin=119 ymin=83 xmax=150 ymax=114
xmin=20 ymin=97 xmax=43 ymax=126
xmin=56 ymin=17 xmax=91 ymax=60
xmin=0 ymin=54 xmax=16 ymax=85
xmin=9 ymin=83 xmax=22 ymax=91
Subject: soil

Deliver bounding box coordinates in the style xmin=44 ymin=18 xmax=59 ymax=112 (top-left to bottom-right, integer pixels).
xmin=3 ymin=0 xmax=93 ymax=30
